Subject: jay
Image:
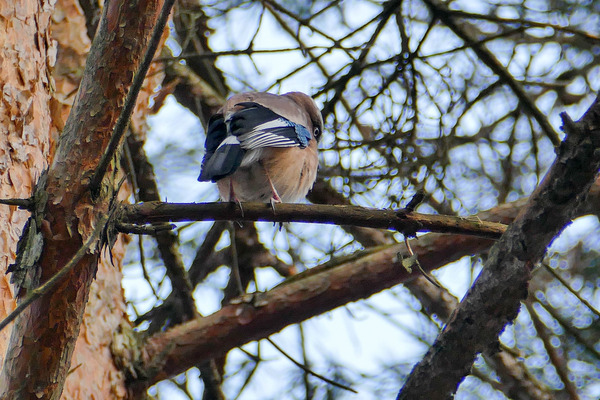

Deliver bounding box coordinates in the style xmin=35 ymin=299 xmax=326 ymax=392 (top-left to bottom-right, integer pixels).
xmin=198 ymin=92 xmax=323 ymax=204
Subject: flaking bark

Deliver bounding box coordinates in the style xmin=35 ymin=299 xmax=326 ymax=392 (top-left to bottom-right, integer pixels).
xmin=0 ymin=1 xmax=166 ymax=399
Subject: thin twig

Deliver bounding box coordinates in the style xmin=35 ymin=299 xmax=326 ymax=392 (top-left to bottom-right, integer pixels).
xmin=422 ymin=0 xmax=561 ymax=146
xmin=443 ymin=9 xmax=600 ymax=42
xmin=404 ymin=237 xmax=442 ymax=288
xmin=138 ymin=235 xmax=160 ymax=300
xmin=542 ymin=262 xmax=600 ymax=319
xmin=0 ymin=198 xmax=33 ymax=209
xmin=526 ymin=301 xmax=580 ymax=400
xmin=228 ymin=222 xmax=244 ymax=296
xmin=405 ymin=191 xmax=426 ymax=212
xmin=0 ymin=213 xmax=110 ymax=333
xmin=298 ymin=323 xmax=314 ymax=399
xmin=266 ymin=337 xmax=358 ymax=394
xmin=534 ymin=299 xmax=600 ymax=360
xmin=89 ymin=0 xmax=176 ymax=196
xmin=232 ymin=346 xmax=262 ymax=400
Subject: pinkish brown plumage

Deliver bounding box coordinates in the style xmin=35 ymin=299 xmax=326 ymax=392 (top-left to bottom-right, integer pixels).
xmin=199 ymin=92 xmax=322 ymax=203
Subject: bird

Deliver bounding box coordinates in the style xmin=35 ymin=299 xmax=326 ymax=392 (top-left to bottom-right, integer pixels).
xmin=198 ymin=91 xmax=323 ymax=205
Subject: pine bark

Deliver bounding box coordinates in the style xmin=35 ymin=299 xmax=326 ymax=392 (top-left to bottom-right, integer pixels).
xmin=0 ymin=1 xmax=165 ymax=398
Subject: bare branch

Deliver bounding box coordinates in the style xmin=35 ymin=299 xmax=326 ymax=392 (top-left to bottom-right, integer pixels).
xmin=89 ymin=0 xmax=176 ymax=196
xmin=542 ymin=262 xmax=600 ymax=319
xmin=266 ymin=338 xmax=357 ymax=394
xmin=119 ymin=202 xmax=507 ymax=239
xmin=397 ymin=94 xmax=600 ymax=399
xmin=525 ymin=301 xmax=580 ymax=400
xmin=422 ymin=0 xmax=562 ymax=146
xmin=0 ymin=198 xmax=32 ymax=209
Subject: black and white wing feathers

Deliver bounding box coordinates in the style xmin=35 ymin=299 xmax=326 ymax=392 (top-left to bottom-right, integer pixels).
xmin=198 ymin=101 xmax=312 ymax=182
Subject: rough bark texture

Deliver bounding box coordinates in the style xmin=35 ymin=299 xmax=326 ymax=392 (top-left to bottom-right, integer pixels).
xmin=0 ymin=1 xmax=166 ymax=399
xmin=2 ymin=1 xmax=599 ymax=397
xmin=0 ymin=0 xmax=55 ymax=366
xmin=50 ymin=2 xmax=129 ymax=399
xmin=397 ymin=97 xmax=600 ymax=399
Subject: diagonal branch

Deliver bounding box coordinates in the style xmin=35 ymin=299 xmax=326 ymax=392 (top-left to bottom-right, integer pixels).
xmin=115 ymin=173 xmax=600 ymax=389
xmin=89 ymin=0 xmax=176 ymax=196
xmin=132 ymin=240 xmax=414 ymax=384
xmin=397 ymin=94 xmax=600 ymax=399
xmin=308 ymin=178 xmax=563 ymax=400
xmin=525 ymin=301 xmax=579 ymax=400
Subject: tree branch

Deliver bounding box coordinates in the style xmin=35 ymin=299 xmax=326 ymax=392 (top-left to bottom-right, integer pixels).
xmin=89 ymin=0 xmax=176 ymax=196
xmin=0 ymin=197 xmax=32 ymax=209
xmin=132 ymin=241 xmax=410 ymax=385
xmin=118 ymin=202 xmax=507 ymax=239
xmin=422 ymin=0 xmax=562 ymax=146
xmin=397 ymin=94 xmax=600 ymax=399
xmin=117 ymin=170 xmax=600 ymax=388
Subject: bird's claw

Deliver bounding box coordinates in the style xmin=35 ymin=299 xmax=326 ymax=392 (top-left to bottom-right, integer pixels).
xmin=269 ymin=195 xmax=281 ymax=213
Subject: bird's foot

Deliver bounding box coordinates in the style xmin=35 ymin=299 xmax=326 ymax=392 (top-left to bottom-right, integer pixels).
xmin=229 ymin=199 xmax=244 ymax=228
xmin=232 ymin=197 xmax=244 ymax=219
xmin=269 ymin=194 xmax=282 ymax=213
xmin=228 ymin=179 xmax=244 ymax=221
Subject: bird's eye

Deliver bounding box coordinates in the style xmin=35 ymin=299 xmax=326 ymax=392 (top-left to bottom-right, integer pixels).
xmin=313 ymin=127 xmax=321 ymax=139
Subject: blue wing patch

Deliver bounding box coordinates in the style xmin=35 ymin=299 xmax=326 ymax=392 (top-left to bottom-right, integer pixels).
xmin=198 ymin=101 xmax=313 ymax=182
xmin=229 ymin=102 xmax=312 ymax=149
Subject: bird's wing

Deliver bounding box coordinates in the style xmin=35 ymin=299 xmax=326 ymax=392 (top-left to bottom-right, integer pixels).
xmin=228 ymin=102 xmax=311 ymax=149
xmin=202 ymin=113 xmax=226 ymax=160
xmin=198 ymin=94 xmax=317 ymax=183
xmin=198 ymin=113 xmax=244 ymax=182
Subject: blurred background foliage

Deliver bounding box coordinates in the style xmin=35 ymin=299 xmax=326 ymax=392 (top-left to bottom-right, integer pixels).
xmin=120 ymin=0 xmax=600 ymax=398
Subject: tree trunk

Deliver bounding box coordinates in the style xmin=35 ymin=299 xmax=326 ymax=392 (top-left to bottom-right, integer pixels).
xmin=0 ymin=1 xmax=165 ymax=398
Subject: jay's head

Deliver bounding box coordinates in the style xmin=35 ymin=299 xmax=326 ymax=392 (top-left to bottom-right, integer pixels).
xmin=282 ymin=91 xmax=324 ymax=143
